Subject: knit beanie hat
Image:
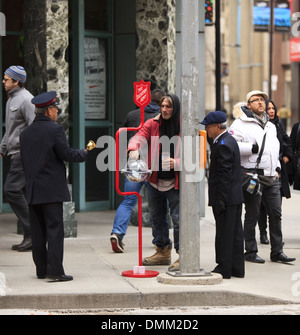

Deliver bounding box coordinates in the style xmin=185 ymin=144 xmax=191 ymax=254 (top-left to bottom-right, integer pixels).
xmin=4 ymin=65 xmax=27 ymax=83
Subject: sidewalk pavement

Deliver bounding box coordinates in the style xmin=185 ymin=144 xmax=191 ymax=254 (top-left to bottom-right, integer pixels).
xmin=0 ymin=187 xmax=300 ymax=312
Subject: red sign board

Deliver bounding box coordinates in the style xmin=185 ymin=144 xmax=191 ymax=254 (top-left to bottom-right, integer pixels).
xmin=290 ymin=37 xmax=300 ymax=62
xmin=133 ymin=80 xmax=151 ymax=108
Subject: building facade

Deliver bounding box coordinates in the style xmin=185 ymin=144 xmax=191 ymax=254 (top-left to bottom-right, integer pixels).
xmin=0 ymin=0 xmax=189 ymax=213
xmin=205 ymin=0 xmax=297 ymax=128
xmin=1 ymin=0 xmax=298 ymax=214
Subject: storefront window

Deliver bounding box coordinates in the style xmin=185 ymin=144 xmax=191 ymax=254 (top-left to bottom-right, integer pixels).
xmin=85 ymin=0 xmax=108 ymax=31
xmin=2 ymin=0 xmax=24 ymax=32
xmin=84 ymin=38 xmax=107 ymax=120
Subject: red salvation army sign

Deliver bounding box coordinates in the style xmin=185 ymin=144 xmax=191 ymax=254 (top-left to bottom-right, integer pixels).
xmin=133 ymin=80 xmax=151 ymax=108
xmin=290 ymin=37 xmax=300 ymax=62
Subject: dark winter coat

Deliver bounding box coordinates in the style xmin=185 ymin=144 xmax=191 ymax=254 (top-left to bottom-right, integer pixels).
xmin=20 ymin=115 xmax=87 ymax=205
xmin=266 ymin=100 xmax=293 ymax=198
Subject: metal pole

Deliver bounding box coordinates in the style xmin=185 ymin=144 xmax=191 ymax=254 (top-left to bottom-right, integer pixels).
xmin=269 ymin=0 xmax=274 ymax=99
xmin=174 ymin=0 xmax=207 ymax=276
xmin=215 ymin=0 xmax=222 ymax=110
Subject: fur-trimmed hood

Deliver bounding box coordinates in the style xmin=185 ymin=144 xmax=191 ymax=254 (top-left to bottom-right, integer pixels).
xmin=232 ymin=102 xmax=253 ymax=120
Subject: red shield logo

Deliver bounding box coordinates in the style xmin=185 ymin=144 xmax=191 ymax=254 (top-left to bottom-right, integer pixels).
xmin=133 ymin=80 xmax=151 ymax=108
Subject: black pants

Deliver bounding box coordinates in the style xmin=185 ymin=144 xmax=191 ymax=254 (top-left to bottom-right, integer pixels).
xmin=244 ymin=180 xmax=283 ymax=257
xmin=29 ymin=202 xmax=64 ymax=277
xmin=4 ymin=153 xmax=31 ymax=238
xmin=213 ymin=204 xmax=245 ymax=278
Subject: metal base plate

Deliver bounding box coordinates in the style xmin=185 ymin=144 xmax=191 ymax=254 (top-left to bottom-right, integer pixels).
xmin=166 ymin=269 xmax=212 ymax=277
xmin=122 ymin=270 xmax=159 ymax=278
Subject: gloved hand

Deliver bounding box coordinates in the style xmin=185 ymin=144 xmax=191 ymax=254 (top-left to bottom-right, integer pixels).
xmin=252 ymin=143 xmax=259 ymax=154
xmin=215 ymin=199 xmax=226 ymax=215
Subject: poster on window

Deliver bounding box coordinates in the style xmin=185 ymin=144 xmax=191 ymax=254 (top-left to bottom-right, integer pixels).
xmin=84 ymin=38 xmax=106 ymax=119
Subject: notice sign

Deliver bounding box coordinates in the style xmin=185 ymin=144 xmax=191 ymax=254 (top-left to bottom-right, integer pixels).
xmin=253 ymin=1 xmax=270 ymax=32
xmin=290 ymin=37 xmax=300 ymax=62
xmin=84 ymin=38 xmax=106 ymax=119
xmin=274 ymin=1 xmax=291 ymax=33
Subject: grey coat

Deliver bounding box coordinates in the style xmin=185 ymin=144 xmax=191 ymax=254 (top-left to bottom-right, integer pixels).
xmin=0 ymin=87 xmax=35 ymax=156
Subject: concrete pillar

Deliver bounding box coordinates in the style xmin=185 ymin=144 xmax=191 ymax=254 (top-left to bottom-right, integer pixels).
xmin=136 ymin=0 xmax=176 ymax=93
xmin=24 ymin=0 xmax=69 ymax=127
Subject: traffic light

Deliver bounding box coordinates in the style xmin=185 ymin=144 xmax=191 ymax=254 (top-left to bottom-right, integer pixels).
xmin=205 ymin=0 xmax=214 ymax=25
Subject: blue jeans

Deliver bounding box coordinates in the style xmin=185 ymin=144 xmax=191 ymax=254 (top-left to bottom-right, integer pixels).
xmin=112 ymin=178 xmax=148 ymax=239
xmin=147 ymin=183 xmax=180 ymax=251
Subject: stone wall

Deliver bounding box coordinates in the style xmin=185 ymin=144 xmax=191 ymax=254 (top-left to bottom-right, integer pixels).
xmin=136 ymin=0 xmax=176 ymax=93
xmin=24 ymin=0 xmax=47 ymax=95
xmin=24 ymin=0 xmax=69 ymax=131
xmin=46 ymin=0 xmax=69 ymax=131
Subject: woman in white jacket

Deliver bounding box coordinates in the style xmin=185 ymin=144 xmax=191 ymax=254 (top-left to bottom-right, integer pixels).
xmin=229 ymin=91 xmax=295 ymax=264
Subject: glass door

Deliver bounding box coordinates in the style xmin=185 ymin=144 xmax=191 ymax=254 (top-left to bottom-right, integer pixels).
xmin=70 ymin=0 xmax=114 ymax=211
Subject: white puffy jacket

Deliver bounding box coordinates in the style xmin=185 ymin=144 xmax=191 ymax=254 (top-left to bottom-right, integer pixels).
xmin=229 ymin=103 xmax=280 ymax=177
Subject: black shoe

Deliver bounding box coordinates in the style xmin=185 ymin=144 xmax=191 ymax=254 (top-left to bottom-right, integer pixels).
xmin=271 ymin=252 xmax=296 ymax=263
xmin=211 ymin=266 xmax=233 ymax=279
xmin=37 ymin=275 xmax=46 ymax=279
xmin=245 ymin=253 xmax=265 ymax=263
xmin=12 ymin=237 xmax=32 ymax=252
xmin=46 ymin=274 xmax=73 ymax=282
xmin=110 ymin=234 xmax=124 ymax=253
xmin=231 ymin=272 xmax=245 ymax=278
xmin=260 ymin=233 xmax=269 ymax=245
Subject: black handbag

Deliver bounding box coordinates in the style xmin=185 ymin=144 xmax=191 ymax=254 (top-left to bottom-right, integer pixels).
xmin=241 ymin=133 xmax=267 ymax=196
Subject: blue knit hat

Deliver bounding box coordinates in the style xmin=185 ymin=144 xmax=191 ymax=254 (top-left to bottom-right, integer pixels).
xmin=4 ymin=65 xmax=27 ymax=83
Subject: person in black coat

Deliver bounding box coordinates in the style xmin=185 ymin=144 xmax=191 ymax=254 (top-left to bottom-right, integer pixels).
xmin=201 ymin=111 xmax=245 ymax=279
xmin=20 ymin=91 xmax=88 ymax=282
xmin=258 ymin=100 xmax=293 ymax=244
xmin=290 ymin=120 xmax=300 ymax=190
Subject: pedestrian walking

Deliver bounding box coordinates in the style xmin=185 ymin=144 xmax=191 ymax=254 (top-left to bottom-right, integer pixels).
xmin=290 ymin=119 xmax=300 ymax=190
xmin=201 ymin=111 xmax=244 ymax=279
xmin=230 ymin=90 xmax=295 ymax=264
xmin=0 ymin=65 xmax=35 ymax=251
xmin=20 ymin=91 xmax=88 ymax=281
xmin=258 ymin=100 xmax=293 ymax=244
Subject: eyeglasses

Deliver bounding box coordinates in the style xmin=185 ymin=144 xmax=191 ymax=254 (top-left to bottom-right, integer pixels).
xmin=249 ymin=98 xmax=265 ymax=104
xmin=48 ymin=106 xmax=59 ymax=114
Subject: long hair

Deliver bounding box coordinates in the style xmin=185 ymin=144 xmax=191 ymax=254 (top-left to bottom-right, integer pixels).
xmin=159 ymin=94 xmax=181 ymax=138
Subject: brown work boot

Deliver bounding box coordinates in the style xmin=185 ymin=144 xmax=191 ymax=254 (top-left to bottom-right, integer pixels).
xmin=142 ymin=245 xmax=171 ymax=266
xmin=168 ymin=258 xmax=179 ymax=272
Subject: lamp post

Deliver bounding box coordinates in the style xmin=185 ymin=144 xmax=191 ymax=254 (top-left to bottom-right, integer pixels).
xmin=215 ymin=0 xmax=222 ymax=111
xmin=269 ymin=0 xmax=274 ymax=99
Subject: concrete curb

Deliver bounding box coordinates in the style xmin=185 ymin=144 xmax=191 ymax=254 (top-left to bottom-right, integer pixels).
xmin=0 ymin=291 xmax=294 ymax=310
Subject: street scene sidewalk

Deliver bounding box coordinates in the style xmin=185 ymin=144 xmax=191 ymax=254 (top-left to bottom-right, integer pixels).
xmin=0 ymin=185 xmax=300 ymax=314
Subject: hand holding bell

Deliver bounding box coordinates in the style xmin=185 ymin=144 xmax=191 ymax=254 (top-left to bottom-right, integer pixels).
xmin=86 ymin=140 xmax=96 ymax=151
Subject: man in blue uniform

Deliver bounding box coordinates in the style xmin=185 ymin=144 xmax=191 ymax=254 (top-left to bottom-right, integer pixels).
xmin=20 ymin=91 xmax=88 ymax=281
xmin=201 ymin=111 xmax=245 ymax=279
